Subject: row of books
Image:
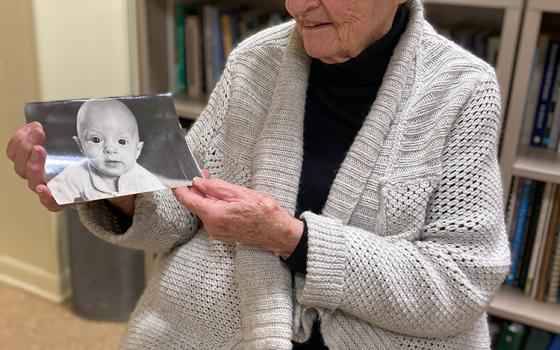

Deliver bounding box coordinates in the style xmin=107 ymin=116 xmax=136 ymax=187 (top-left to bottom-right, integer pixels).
xmin=489 ymin=317 xmax=560 ymax=350
xmin=521 ymin=35 xmax=560 ymax=153
xmin=436 ymin=27 xmax=500 ymax=67
xmin=504 ymin=177 xmax=560 ymax=304
xmin=172 ymin=3 xmax=289 ymax=96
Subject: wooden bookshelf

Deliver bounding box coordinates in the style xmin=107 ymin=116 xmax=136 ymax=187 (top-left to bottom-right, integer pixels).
xmin=513 ymin=146 xmax=560 ymax=184
xmin=489 ymin=286 xmax=560 ymax=333
xmin=500 ymin=0 xmax=560 ymax=198
xmin=173 ymin=93 xmax=207 ymax=120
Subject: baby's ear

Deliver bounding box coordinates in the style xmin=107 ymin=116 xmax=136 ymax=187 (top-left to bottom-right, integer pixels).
xmin=136 ymin=141 xmax=144 ymax=159
xmin=72 ymin=136 xmax=84 ymax=153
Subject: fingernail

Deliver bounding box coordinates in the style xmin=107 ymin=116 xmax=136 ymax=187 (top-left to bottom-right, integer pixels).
xmin=28 ymin=130 xmax=38 ymax=143
xmin=31 ymin=148 xmax=40 ymax=162
xmin=193 ymin=176 xmax=202 ymax=184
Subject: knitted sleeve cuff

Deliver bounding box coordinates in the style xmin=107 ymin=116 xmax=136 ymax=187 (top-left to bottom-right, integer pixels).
xmin=298 ymin=211 xmax=347 ymax=310
xmin=77 ymin=189 xmax=200 ymax=252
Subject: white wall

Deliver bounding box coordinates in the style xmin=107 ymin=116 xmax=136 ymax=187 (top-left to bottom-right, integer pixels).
xmin=0 ymin=0 xmax=135 ymax=302
xmin=33 ymin=0 xmax=133 ymax=101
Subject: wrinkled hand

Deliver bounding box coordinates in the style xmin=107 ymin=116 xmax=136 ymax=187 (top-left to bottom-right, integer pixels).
xmin=6 ymin=122 xmax=66 ymax=212
xmin=173 ymin=176 xmax=303 ymax=257
xmin=6 ymin=122 xmax=135 ymax=215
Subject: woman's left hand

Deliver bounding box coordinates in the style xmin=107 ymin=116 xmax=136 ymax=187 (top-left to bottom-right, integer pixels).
xmin=173 ymin=176 xmax=303 ymax=257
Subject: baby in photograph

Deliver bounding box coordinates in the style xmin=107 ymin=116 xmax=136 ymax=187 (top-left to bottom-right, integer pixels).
xmin=48 ymin=99 xmax=166 ymax=204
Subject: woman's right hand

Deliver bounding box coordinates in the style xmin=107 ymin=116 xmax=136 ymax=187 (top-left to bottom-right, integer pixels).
xmin=6 ymin=122 xmax=136 ymax=215
xmin=5 ymin=122 xmax=65 ymax=212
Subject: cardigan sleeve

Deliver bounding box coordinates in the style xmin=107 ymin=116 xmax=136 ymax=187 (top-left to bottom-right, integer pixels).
xmin=298 ymin=73 xmax=511 ymax=338
xmin=76 ymin=57 xmax=235 ymax=253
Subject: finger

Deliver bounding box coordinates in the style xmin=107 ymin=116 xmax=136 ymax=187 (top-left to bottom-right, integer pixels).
xmin=201 ymin=168 xmax=211 ymax=179
xmin=13 ymin=126 xmax=46 ymax=178
xmin=192 ymin=177 xmax=248 ymax=202
xmin=26 ymin=145 xmax=47 ymax=192
xmin=6 ymin=122 xmax=41 ymax=161
xmin=173 ymin=186 xmax=213 ymax=216
xmin=36 ymin=184 xmax=65 ymax=212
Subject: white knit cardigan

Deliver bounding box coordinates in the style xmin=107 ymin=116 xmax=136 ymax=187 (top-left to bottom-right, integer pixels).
xmin=78 ymin=1 xmax=511 ymax=349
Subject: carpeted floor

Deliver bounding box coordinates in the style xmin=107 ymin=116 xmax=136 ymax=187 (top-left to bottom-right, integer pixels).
xmin=0 ymin=282 xmax=126 ymax=350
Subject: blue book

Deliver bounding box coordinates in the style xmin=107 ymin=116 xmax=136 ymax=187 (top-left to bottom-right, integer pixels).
xmin=548 ymin=334 xmax=560 ymax=350
xmin=531 ymin=40 xmax=560 ymax=147
xmin=506 ymin=179 xmax=534 ymax=285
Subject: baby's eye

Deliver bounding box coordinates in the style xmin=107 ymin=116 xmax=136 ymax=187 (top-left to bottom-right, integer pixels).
xmin=118 ymin=139 xmax=127 ymax=145
xmin=91 ymin=137 xmax=101 ymax=144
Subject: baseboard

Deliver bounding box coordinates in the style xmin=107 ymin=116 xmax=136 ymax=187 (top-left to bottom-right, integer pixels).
xmin=0 ymin=254 xmax=71 ymax=303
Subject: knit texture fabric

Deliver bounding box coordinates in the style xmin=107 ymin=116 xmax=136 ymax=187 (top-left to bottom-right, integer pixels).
xmin=77 ymin=0 xmax=510 ymax=348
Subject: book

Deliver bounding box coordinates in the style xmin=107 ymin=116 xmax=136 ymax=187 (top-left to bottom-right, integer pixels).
xmin=518 ymin=181 xmax=545 ymax=289
xmin=525 ymin=183 xmax=556 ymax=296
xmin=522 ymin=35 xmax=550 ymax=146
xmin=548 ymin=334 xmax=560 ymax=350
xmin=545 ymin=222 xmax=560 ymax=303
xmin=175 ymin=3 xmax=188 ymax=93
xmin=507 ymin=179 xmax=535 ymax=285
xmin=536 ymin=188 xmax=560 ymax=301
xmin=496 ymin=322 xmax=527 ymax=350
xmin=522 ymin=327 xmax=552 ymax=350
xmin=185 ymin=14 xmax=203 ymax=97
xmin=166 ymin=0 xmax=178 ymax=92
xmin=544 ymin=65 xmax=560 ymax=147
xmin=221 ymin=13 xmax=234 ymax=59
xmin=506 ymin=177 xmax=522 ymax=239
xmin=486 ymin=35 xmax=500 ymax=67
xmin=531 ymin=39 xmax=560 ymax=147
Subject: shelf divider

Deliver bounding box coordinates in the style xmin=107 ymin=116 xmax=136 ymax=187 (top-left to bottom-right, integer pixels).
xmin=173 ymin=93 xmax=207 ymax=120
xmin=513 ymin=146 xmax=560 ymax=184
xmin=489 ymin=285 xmax=560 ymax=333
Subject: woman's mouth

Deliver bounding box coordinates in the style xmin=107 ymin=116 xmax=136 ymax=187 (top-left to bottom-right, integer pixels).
xmin=302 ymin=22 xmax=332 ymax=30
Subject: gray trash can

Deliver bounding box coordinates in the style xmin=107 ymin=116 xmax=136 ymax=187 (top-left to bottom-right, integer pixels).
xmin=66 ymin=209 xmax=145 ymax=321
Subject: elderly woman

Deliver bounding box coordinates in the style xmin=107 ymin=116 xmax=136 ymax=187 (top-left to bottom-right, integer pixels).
xmin=7 ymin=0 xmax=510 ymax=349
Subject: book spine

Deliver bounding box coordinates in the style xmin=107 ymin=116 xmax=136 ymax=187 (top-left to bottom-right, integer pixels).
xmin=506 ymin=179 xmax=534 ymax=285
xmin=531 ymin=40 xmax=560 ymax=147
xmin=203 ymin=5 xmax=215 ymax=94
xmin=519 ymin=181 xmax=545 ymax=289
xmin=536 ymin=188 xmax=560 ymax=301
xmin=175 ymin=4 xmax=187 ymax=93
xmin=546 ymin=224 xmax=560 ymax=303
xmin=544 ymin=70 xmax=560 ymax=147
xmin=525 ymin=183 xmax=555 ymax=295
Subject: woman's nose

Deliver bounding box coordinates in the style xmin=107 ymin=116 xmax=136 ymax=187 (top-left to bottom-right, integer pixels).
xmin=286 ymin=0 xmax=321 ymax=15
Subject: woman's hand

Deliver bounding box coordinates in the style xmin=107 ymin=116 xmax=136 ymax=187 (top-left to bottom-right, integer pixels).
xmin=173 ymin=176 xmax=303 ymax=257
xmin=6 ymin=122 xmax=66 ymax=212
xmin=6 ymin=122 xmax=136 ymax=215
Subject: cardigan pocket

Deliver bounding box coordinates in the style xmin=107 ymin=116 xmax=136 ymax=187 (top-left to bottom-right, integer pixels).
xmin=377 ymin=177 xmax=437 ymax=240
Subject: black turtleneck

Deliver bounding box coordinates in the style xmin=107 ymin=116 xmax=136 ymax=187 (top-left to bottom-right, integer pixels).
xmin=285 ymin=6 xmax=409 ymax=349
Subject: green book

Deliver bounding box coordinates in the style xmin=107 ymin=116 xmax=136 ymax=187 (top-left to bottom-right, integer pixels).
xmin=175 ymin=3 xmax=187 ymax=93
xmin=496 ymin=322 xmax=527 ymax=350
xmin=522 ymin=327 xmax=551 ymax=350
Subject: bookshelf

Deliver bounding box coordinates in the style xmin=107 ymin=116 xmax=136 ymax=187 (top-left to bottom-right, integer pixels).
xmin=500 ymin=0 xmax=560 ymax=199
xmin=134 ymin=0 xmax=560 ymax=338
xmin=496 ymin=0 xmax=560 ymax=337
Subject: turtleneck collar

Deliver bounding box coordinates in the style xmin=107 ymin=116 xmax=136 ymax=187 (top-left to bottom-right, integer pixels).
xmin=309 ymin=5 xmax=408 ymax=86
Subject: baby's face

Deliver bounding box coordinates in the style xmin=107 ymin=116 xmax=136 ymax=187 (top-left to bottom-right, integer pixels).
xmin=78 ymin=113 xmax=142 ymax=178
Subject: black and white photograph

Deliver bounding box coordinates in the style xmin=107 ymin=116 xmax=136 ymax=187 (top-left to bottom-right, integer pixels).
xmin=24 ymin=94 xmax=201 ymax=205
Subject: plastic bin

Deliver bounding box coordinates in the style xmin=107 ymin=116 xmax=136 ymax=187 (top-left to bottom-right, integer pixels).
xmin=66 ymin=209 xmax=145 ymax=321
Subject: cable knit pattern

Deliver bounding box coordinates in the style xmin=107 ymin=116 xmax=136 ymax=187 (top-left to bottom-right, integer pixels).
xmin=76 ymin=1 xmax=509 ymax=348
